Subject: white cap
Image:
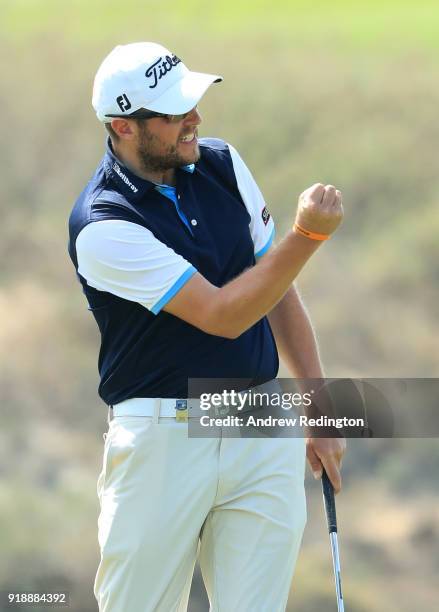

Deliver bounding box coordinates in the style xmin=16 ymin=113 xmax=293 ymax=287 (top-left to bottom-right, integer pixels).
xmin=92 ymin=42 xmax=223 ymax=122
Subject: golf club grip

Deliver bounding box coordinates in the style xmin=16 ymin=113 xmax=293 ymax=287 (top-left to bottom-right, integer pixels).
xmin=322 ymin=470 xmax=338 ymax=533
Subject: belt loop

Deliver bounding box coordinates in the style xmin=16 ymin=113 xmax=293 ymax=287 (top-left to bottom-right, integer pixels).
xmin=152 ymin=398 xmax=161 ymax=424
xmin=108 ymin=405 xmax=113 ymax=424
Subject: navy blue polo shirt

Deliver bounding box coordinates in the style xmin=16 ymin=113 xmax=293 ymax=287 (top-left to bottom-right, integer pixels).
xmin=68 ymin=137 xmax=278 ymax=404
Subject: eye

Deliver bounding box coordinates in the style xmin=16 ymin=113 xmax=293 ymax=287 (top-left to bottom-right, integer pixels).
xmin=167 ymin=113 xmax=186 ymax=123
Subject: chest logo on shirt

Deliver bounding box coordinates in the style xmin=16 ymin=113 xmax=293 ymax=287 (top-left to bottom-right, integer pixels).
xmin=262 ymin=206 xmax=271 ymax=226
xmin=145 ymin=55 xmax=182 ymax=89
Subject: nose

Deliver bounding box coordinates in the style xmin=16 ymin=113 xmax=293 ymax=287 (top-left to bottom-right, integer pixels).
xmin=185 ymin=105 xmax=202 ymax=125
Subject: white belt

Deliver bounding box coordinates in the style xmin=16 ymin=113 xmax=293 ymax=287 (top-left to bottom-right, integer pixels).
xmin=110 ymin=397 xmax=201 ymax=421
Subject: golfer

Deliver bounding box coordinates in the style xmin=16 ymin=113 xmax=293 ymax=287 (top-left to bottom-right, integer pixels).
xmin=68 ymin=42 xmax=346 ymax=612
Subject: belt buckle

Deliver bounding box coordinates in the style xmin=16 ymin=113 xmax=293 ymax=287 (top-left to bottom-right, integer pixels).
xmin=175 ymin=399 xmax=188 ymax=422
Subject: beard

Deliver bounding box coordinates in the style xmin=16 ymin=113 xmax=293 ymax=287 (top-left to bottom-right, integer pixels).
xmin=136 ymin=122 xmax=200 ymax=174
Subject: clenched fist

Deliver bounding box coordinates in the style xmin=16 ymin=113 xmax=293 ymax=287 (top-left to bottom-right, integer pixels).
xmin=294 ymin=184 xmax=343 ymax=239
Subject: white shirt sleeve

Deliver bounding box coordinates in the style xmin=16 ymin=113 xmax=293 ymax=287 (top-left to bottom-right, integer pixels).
xmin=228 ymin=143 xmax=275 ymax=259
xmin=76 ymin=220 xmax=197 ymax=314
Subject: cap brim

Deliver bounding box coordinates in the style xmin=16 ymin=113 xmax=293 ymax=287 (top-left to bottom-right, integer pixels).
xmin=144 ymin=71 xmax=223 ymax=114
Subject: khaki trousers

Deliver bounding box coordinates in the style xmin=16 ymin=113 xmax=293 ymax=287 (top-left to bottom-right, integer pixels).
xmin=94 ymin=414 xmax=307 ymax=612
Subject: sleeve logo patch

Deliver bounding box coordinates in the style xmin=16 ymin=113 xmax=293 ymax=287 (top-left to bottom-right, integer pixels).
xmin=262 ymin=206 xmax=271 ymax=226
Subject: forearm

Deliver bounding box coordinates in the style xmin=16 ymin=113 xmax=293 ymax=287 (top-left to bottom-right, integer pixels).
xmin=213 ymin=230 xmax=321 ymax=338
xmin=268 ymin=286 xmax=324 ymax=378
xmin=268 ymin=287 xmax=339 ymax=430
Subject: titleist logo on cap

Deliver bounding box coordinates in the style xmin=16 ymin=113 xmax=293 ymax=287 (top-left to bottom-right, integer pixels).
xmin=145 ymin=54 xmax=182 ymax=89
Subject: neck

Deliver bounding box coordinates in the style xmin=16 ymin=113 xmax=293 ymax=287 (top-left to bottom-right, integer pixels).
xmin=112 ymin=141 xmax=177 ymax=187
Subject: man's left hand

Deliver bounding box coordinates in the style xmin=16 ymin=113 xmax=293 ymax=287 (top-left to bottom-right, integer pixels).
xmin=306 ymin=436 xmax=346 ymax=494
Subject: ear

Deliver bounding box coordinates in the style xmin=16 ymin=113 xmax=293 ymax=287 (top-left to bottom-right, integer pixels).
xmin=111 ymin=118 xmax=135 ymax=140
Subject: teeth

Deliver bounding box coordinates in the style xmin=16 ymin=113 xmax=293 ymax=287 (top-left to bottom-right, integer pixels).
xmin=180 ymin=133 xmax=195 ymax=142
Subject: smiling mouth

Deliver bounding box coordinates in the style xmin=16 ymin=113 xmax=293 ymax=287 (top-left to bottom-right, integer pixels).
xmin=179 ymin=131 xmax=197 ymax=143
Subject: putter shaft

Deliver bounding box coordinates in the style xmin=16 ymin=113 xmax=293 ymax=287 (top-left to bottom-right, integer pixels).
xmin=329 ymin=531 xmax=344 ymax=612
xmin=322 ymin=470 xmax=345 ymax=612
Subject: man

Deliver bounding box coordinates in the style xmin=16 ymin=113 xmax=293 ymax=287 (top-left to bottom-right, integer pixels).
xmin=68 ymin=42 xmax=345 ymax=612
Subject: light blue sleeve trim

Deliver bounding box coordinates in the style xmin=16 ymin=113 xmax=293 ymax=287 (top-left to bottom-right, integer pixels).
xmin=150 ymin=265 xmax=198 ymax=314
xmin=255 ymin=227 xmax=275 ymax=260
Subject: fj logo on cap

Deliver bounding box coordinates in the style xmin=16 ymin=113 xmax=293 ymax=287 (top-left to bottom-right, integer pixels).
xmin=116 ymin=94 xmax=132 ymax=112
xmin=262 ymin=206 xmax=271 ymax=226
xmin=145 ymin=54 xmax=182 ymax=89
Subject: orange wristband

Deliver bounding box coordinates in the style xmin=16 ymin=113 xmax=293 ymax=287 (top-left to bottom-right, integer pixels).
xmin=293 ymin=223 xmax=330 ymax=241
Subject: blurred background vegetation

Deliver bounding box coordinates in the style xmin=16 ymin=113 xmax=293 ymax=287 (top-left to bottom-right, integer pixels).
xmin=1 ymin=0 xmax=438 ymax=610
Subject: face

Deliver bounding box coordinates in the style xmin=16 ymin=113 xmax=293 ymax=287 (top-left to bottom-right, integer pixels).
xmin=134 ymin=106 xmax=202 ymax=174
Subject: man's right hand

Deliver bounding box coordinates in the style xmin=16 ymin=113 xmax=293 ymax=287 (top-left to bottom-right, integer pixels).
xmin=294 ymin=183 xmax=343 ymax=237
